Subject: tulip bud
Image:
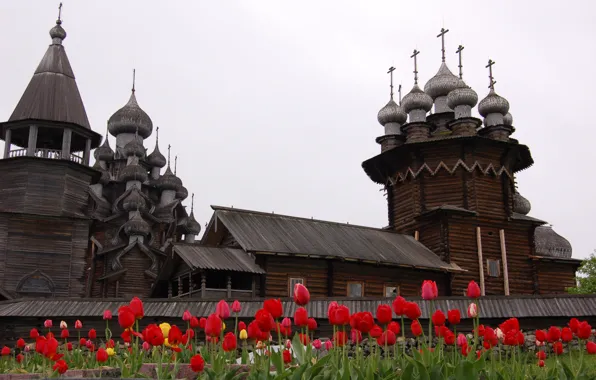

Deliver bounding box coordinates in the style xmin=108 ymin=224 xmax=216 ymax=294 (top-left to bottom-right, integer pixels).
xmin=232 ymin=300 xmax=241 ymax=313
xmin=74 ymin=320 xmax=83 ymax=329
xmin=457 ymin=333 xmax=467 ymax=347
xmin=182 ymin=310 xmax=192 ymax=321
xmin=60 ymin=321 xmax=67 ymax=329
xmin=239 ymin=329 xmax=248 ymax=340
xmin=285 ymin=339 xmax=292 ymax=349
xmin=281 ymin=317 xmax=292 ymax=328
xmin=142 ymin=341 xmax=150 ymax=351
xmin=324 ymin=340 xmax=333 ymax=350
xmin=312 ymin=339 xmax=322 ymax=350
xmin=103 ymin=310 xmax=112 ymax=320
xmin=44 ymin=319 xmax=53 ymax=328
xmin=467 ymin=303 xmax=478 ymax=318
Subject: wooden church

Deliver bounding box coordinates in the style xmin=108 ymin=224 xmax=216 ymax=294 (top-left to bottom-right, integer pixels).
xmin=0 ymin=13 xmax=582 ymax=305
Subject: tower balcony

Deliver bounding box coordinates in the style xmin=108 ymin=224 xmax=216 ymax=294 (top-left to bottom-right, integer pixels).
xmin=8 ymin=147 xmax=83 ymax=164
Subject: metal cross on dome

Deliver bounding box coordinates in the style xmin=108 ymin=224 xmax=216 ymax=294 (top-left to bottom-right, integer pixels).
xmin=437 ymin=27 xmax=450 ymax=62
xmin=456 ymin=45 xmax=464 ymax=79
xmin=58 ymin=3 xmax=63 ymax=22
xmin=486 ymin=59 xmax=496 ymax=89
xmin=387 ymin=66 xmax=395 ymax=99
xmin=411 ymin=49 xmax=420 ymax=84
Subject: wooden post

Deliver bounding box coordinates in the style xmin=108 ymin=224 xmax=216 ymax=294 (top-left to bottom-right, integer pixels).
xmin=226 ymin=275 xmax=232 ymax=298
xmin=115 ymin=281 xmax=119 ymax=298
xmin=251 ymin=275 xmax=256 ymax=297
xmin=27 ymin=125 xmax=38 ymax=156
xmin=83 ymin=138 xmax=92 ymax=165
xmin=476 ymin=227 xmax=485 ymax=296
xmin=178 ymin=276 xmax=183 ymax=297
xmin=414 ymin=231 xmax=419 ymax=241
xmin=188 ymin=272 xmax=193 ymax=296
xmin=201 ymin=272 xmax=206 ymax=298
xmin=3 ymin=129 xmax=11 ymax=158
xmin=167 ymin=282 xmax=172 ymax=298
xmin=61 ymin=129 xmax=72 ymax=159
xmin=500 ymin=229 xmax=510 ymax=296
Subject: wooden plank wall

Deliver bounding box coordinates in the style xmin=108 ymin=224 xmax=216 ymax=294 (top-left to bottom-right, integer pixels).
xmin=259 ymin=256 xmax=328 ymax=298
xmin=104 ymin=247 xmax=154 ymax=299
xmin=537 ymin=262 xmax=578 ymax=294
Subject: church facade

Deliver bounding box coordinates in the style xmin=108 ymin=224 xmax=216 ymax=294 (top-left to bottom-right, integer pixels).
xmin=0 ymin=14 xmax=581 ymax=303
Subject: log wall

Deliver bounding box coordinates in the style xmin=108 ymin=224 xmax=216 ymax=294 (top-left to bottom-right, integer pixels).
xmin=536 ymin=262 xmax=578 ymax=294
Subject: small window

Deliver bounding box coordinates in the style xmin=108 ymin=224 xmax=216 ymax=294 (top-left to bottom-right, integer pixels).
xmin=384 ymin=285 xmax=400 ymax=298
xmin=288 ymin=278 xmax=304 ymax=296
xmin=347 ymin=282 xmax=363 ymax=297
xmin=487 ymin=259 xmax=500 ymax=277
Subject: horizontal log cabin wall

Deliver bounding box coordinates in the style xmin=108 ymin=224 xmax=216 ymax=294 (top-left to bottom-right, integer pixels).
xmin=257 ymin=256 xmax=449 ymax=298
xmin=100 ymin=247 xmax=155 ymax=299
xmin=536 ymin=262 xmax=578 ymax=294
xmin=0 ymin=213 xmax=89 ymax=298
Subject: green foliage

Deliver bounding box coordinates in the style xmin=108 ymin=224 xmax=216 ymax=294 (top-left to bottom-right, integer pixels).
xmin=567 ymin=251 xmax=596 ymax=294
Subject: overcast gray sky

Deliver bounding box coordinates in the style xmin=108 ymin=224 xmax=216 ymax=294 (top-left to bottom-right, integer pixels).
xmin=1 ymin=1 xmax=594 ymax=260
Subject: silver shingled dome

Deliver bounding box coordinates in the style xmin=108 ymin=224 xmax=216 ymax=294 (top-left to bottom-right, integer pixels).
xmin=401 ymin=84 xmax=433 ymax=114
xmin=478 ymin=89 xmax=510 ymax=117
xmin=424 ymin=62 xmax=461 ymax=100
xmin=118 ymin=164 xmax=148 ymax=183
xmin=147 ymin=142 xmax=167 ymax=168
xmin=94 ymin=138 xmax=114 ymax=162
xmin=122 ymin=135 xmax=146 ymax=158
xmin=108 ymin=92 xmax=153 ymax=139
xmin=123 ymin=211 xmax=151 ymax=237
xmin=446 ymin=80 xmax=478 ymax=109
xmin=49 ymin=20 xmax=67 ymax=41
xmin=534 ymin=226 xmax=572 ymax=259
xmin=503 ymin=112 xmax=513 ymax=126
xmin=156 ymin=166 xmax=182 ymax=192
xmin=512 ymin=191 xmax=531 ymax=215
xmin=183 ymin=212 xmax=202 ymax=235
xmin=377 ymin=99 xmax=407 ymax=126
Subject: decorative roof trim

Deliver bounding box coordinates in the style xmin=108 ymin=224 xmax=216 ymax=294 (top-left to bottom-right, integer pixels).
xmin=388 ymin=159 xmax=513 ymax=185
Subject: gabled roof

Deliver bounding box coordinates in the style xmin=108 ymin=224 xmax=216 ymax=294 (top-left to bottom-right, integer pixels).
xmin=173 ymin=244 xmax=265 ymax=274
xmin=204 ymin=206 xmax=461 ymax=273
xmin=8 ymin=21 xmax=91 ymax=129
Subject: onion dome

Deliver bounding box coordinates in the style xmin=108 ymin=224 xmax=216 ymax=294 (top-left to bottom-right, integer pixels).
xmin=478 ymin=89 xmax=509 ymax=118
xmin=512 ymin=191 xmax=531 ymax=215
xmin=122 ymin=134 xmax=146 ymax=158
xmin=155 ymin=166 xmax=182 ymax=191
xmin=402 ymin=84 xmax=433 ymax=115
xmin=503 ymin=112 xmax=513 ymax=126
xmin=92 ymin=160 xmax=111 ymax=185
xmin=49 ymin=20 xmax=67 ymax=42
xmin=447 ymin=81 xmax=478 ymax=109
xmin=177 ymin=185 xmax=188 ymax=200
xmin=94 ymin=136 xmax=114 ymax=161
xmin=118 ymin=164 xmax=148 ymax=183
xmin=377 ymin=99 xmax=407 ymax=126
xmin=424 ymin=63 xmax=460 ymax=101
xmin=122 ymin=188 xmax=146 ymax=212
xmin=184 ymin=212 xmax=202 ymax=235
xmin=534 ymin=226 xmax=572 ymax=259
xmin=147 ymin=142 xmax=166 ymax=168
xmin=123 ymin=211 xmax=151 ymax=237
xmin=108 ymin=91 xmax=153 ymax=139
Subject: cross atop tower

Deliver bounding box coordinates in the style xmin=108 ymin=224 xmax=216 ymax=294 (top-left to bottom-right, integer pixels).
xmin=57 ymin=3 xmax=63 ymax=22
xmin=437 ymin=28 xmax=449 ymax=62
xmin=486 ymin=59 xmax=496 ymax=89
xmin=398 ymin=84 xmax=402 ymax=104
xmin=456 ymin=45 xmax=464 ymax=79
xmin=167 ymin=144 xmax=171 ymax=166
xmin=387 ymin=66 xmax=396 ymax=99
xmin=155 ymin=126 xmax=159 ymax=142
xmin=132 ymin=69 xmax=136 ymax=93
xmin=174 ymin=155 xmax=178 ymax=175
xmin=411 ymin=49 xmax=420 ymax=84
xmin=191 ymin=193 xmax=195 ymax=213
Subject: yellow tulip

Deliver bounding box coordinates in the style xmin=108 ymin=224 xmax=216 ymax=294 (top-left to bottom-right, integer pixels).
xmin=164 ymin=338 xmax=171 ymax=347
xmin=239 ymin=329 xmax=248 ymax=340
xmin=159 ymin=323 xmax=171 ymax=337
xmin=222 ymin=322 xmax=226 ymax=331
xmin=106 ymin=348 xmax=115 ymax=356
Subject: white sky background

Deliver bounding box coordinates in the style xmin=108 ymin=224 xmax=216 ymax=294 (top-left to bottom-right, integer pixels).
xmin=1 ymin=1 xmax=595 ymax=260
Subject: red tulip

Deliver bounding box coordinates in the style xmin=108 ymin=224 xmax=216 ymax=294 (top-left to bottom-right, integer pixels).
xmin=129 ymin=297 xmax=144 ymax=319
xmin=118 ymin=306 xmax=136 ymax=329
xmin=587 ymin=341 xmax=596 ymax=354
xmin=30 ymin=328 xmax=39 ymax=339
xmin=536 ymin=350 xmax=547 ymax=360
xmin=293 ymin=283 xmax=310 ymax=306
xmin=60 ymin=329 xmax=69 ymax=339
xmin=553 ymin=341 xmax=563 ymax=355
xmin=330 ymin=305 xmax=350 ymax=326
xmin=52 ymin=360 xmax=68 ymax=374
xmin=1 ymin=346 xmax=10 ymax=356
xmin=351 ymin=329 xmax=362 ymax=343
xmin=142 ymin=324 xmax=165 ymax=346
xmin=283 ymin=349 xmax=292 ymax=363
xmin=216 ymin=300 xmax=231 ymax=319
xmin=333 ymin=331 xmax=348 ymax=347
xmin=538 ymin=359 xmax=545 ymax=367
xmin=205 ymin=314 xmax=223 ymax=337
xmin=536 ymin=329 xmax=547 ymax=343
xmin=444 ymin=330 xmax=456 ymax=345
xmin=199 ymin=318 xmax=207 ymax=329
xmin=232 ymin=300 xmax=242 ymax=313
xmin=405 ymin=302 xmax=421 ymax=320
xmin=182 ymin=310 xmax=192 ymax=321
xmin=96 ymin=348 xmax=108 ymax=363
xmin=307 ymin=318 xmax=317 ymax=331
xmin=255 ymin=309 xmax=275 ymax=332
xmin=103 ymin=310 xmax=112 ymax=320
xmin=238 ymin=321 xmax=247 ymax=331
xmin=263 ymin=299 xmax=283 ymax=319
xmin=421 ymin=280 xmax=438 ymax=300
xmin=466 ymin=281 xmax=481 ymax=298
xmin=190 ymin=354 xmax=205 ymax=372
xmin=577 ymin=321 xmax=592 ymax=340
xmin=312 ymin=339 xmax=322 ymax=349
xmin=294 ymin=307 xmax=308 ymax=327
xmin=190 ymin=317 xmax=199 ymax=328
xmin=376 ymin=330 xmax=397 ymax=346
xmin=569 ymin=318 xmax=580 ymax=334
xmin=16 ymin=354 xmax=24 ymax=363
xmin=299 ymin=333 xmax=310 ymax=345
xmin=547 ymin=326 xmax=561 ymax=343
xmin=411 ymin=320 xmax=423 ymax=337
xmin=376 ymin=304 xmax=393 ymax=325
xmin=222 ymin=332 xmax=237 ymax=352
xmin=44 ymin=320 xmax=53 ymax=328
xmin=392 ymin=296 xmax=407 ymax=316
xmin=388 ymin=321 xmax=400 ymax=335
xmin=370 ymin=325 xmax=383 ymax=338
xmin=350 ymin=312 xmax=374 ymax=334
xmin=74 ymin=320 xmax=83 ymax=329
xmin=16 ymin=338 xmax=25 ymax=349
xmin=432 ymin=310 xmax=446 ymax=326
xmin=88 ymin=329 xmax=97 ymax=340
xmin=561 ymin=327 xmax=573 ymax=342
xmin=447 ymin=309 xmax=461 ymax=325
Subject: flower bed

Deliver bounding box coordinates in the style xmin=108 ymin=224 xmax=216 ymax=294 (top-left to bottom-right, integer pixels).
xmin=0 ymin=281 xmax=595 ymax=379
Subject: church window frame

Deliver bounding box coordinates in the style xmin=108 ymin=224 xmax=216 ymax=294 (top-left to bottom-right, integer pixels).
xmin=383 ymin=284 xmax=400 ymax=298
xmin=288 ymin=277 xmax=305 ymax=297
xmin=486 ymin=259 xmax=501 ymax=277
xmin=347 ymin=281 xmax=363 ymax=297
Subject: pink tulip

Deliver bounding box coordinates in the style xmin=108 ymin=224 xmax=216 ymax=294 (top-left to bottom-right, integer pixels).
xmin=142 ymin=341 xmax=151 ymax=351
xmin=216 ymin=300 xmax=230 ymax=319
xmin=103 ymin=310 xmax=112 ymax=320
xmin=285 ymin=339 xmax=292 ymax=349
xmin=421 ymin=280 xmax=438 ymax=300
xmin=74 ymin=320 xmax=83 ymax=329
xmin=44 ymin=320 xmax=53 ymax=328
xmin=457 ymin=333 xmax=467 ymax=347
xmin=281 ymin=317 xmax=292 ymax=328
xmin=59 ymin=321 xmax=67 ymax=329
xmin=232 ymin=300 xmax=241 ymax=313
xmin=467 ymin=303 xmax=478 ymax=318
xmin=324 ymin=340 xmax=333 ymax=350
xmin=312 ymin=339 xmax=322 ymax=350
xmin=182 ymin=310 xmax=192 ymax=321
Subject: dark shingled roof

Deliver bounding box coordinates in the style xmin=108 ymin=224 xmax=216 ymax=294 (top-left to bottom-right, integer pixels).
xmin=0 ymin=294 xmax=595 ymax=319
xmin=8 ymin=23 xmax=91 ymax=129
xmin=206 ymin=206 xmax=461 ymax=273
xmin=173 ymin=244 xmax=265 ymax=274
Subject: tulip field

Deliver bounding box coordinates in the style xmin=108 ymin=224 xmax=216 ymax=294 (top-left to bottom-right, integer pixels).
xmin=0 ymin=281 xmax=595 ymax=379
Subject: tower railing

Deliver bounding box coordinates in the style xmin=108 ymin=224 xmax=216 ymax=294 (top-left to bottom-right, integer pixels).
xmin=8 ymin=148 xmax=83 ymax=164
